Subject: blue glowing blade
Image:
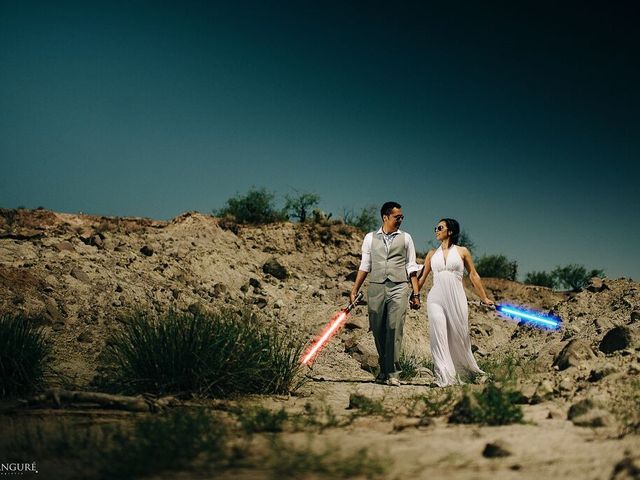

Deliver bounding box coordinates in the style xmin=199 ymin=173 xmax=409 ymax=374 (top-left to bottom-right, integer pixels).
xmin=496 ymin=305 xmax=561 ymax=330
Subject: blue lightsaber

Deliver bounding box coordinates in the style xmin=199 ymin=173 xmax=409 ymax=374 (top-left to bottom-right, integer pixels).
xmin=493 ymin=304 xmax=561 ymax=330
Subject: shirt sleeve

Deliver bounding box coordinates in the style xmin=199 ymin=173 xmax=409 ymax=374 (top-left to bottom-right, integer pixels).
xmin=358 ymin=232 xmax=373 ymax=272
xmin=404 ymin=233 xmax=423 ymax=276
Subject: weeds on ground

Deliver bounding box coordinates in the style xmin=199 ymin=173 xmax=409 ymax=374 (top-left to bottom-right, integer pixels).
xmin=398 ymin=353 xmax=432 ymax=381
xmin=347 ymin=393 xmax=388 ymax=417
xmin=6 ymin=406 xmax=390 ymax=479
xmin=477 ymin=352 xmax=531 ymax=385
xmin=97 ymin=308 xmax=306 ymax=397
xmin=291 ymin=401 xmax=346 ymax=431
xmin=407 ymin=388 xmax=459 ymax=418
xmin=449 ymin=383 xmax=524 ymax=426
xmin=6 ymin=409 xmax=231 ymax=480
xmin=0 ymin=314 xmax=52 ymax=397
xmin=267 ymin=436 xmax=388 ymax=480
xmin=235 ymin=406 xmax=289 ymax=434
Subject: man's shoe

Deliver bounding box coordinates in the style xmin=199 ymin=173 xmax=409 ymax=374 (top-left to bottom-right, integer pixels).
xmin=374 ymin=374 xmax=387 ymax=384
xmin=386 ymin=377 xmax=401 ymax=387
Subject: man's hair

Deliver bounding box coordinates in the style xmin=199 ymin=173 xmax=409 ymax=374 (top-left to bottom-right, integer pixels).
xmin=380 ymin=201 xmax=401 ymax=218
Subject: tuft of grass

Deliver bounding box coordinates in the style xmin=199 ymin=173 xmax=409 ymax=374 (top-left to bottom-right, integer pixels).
xmin=449 ymin=383 xmax=524 ymax=426
xmin=0 ymin=314 xmax=52 ymax=397
xmin=398 ymin=353 xmax=430 ymax=380
xmin=235 ymin=406 xmax=289 ymax=434
xmin=477 ymin=352 xmax=530 ymax=385
xmin=408 ymin=388 xmax=459 ymax=418
xmin=267 ymin=437 xmax=388 ymax=480
xmin=347 ymin=393 xmax=387 ymax=417
xmin=97 ymin=308 xmax=306 ymax=397
xmin=6 ymin=409 xmax=230 ymax=480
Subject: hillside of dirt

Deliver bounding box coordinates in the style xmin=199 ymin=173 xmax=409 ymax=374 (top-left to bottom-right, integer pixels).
xmin=1 ymin=208 xmax=639 ymax=479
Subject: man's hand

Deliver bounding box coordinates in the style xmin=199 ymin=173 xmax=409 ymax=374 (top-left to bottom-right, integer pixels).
xmin=350 ymin=290 xmax=358 ymax=304
xmin=409 ymin=293 xmax=421 ymax=310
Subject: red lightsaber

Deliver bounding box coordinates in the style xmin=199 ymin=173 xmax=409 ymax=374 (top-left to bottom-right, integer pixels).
xmin=301 ymin=292 xmax=364 ymax=366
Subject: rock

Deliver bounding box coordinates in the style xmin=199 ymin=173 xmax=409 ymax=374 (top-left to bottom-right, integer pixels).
xmin=274 ymin=299 xmax=284 ymax=309
xmin=249 ymin=278 xmax=261 ymax=288
xmin=45 ymin=298 xmax=64 ymax=324
xmin=630 ymin=311 xmax=640 ymax=324
xmin=594 ymin=317 xmax=615 ymax=334
xmin=77 ymin=331 xmax=93 ymax=343
xmin=553 ymin=339 xmax=595 ymax=370
xmin=347 ymin=339 xmax=378 ymax=372
xmin=253 ymin=297 xmax=268 ymax=309
xmin=567 ymin=398 xmax=614 ymax=428
xmin=344 ymin=315 xmax=367 ymax=330
xmin=70 ymin=267 xmax=90 ymax=283
xmin=54 ymin=241 xmax=75 ymax=252
xmin=515 ymin=383 xmax=537 ymax=404
xmin=611 ymin=453 xmax=640 ymax=480
xmin=558 ymin=377 xmax=574 ymax=392
xmin=482 ymin=440 xmax=512 ymax=458
xmin=586 ymin=277 xmax=608 ymax=292
xmin=531 ymin=379 xmax=555 ymax=404
xmin=393 ymin=418 xmax=421 ymax=431
xmin=600 ymin=326 xmax=634 ymax=354
xmin=588 ymin=363 xmax=618 ymax=382
xmin=263 ymin=258 xmax=288 ymax=280
xmin=140 ymin=245 xmax=154 ymax=256
xmin=211 ymin=283 xmax=228 ymax=298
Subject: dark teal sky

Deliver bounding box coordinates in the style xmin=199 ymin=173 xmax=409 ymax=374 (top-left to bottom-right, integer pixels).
xmin=1 ymin=1 xmax=638 ymax=280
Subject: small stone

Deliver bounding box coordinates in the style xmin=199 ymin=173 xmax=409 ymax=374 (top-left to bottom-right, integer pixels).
xmin=482 ymin=440 xmax=512 ymax=458
xmin=630 ymin=311 xmax=640 ymax=324
xmin=554 ymin=339 xmax=595 ymax=370
xmin=274 ymin=299 xmax=284 ymax=309
xmin=586 ymin=277 xmax=608 ymax=292
xmin=140 ymin=245 xmax=154 ymax=256
xmin=599 ymin=326 xmax=633 ymax=354
xmin=263 ymin=258 xmax=288 ymax=280
xmin=588 ymin=363 xmax=617 ymax=382
xmin=54 ymin=241 xmax=75 ymax=252
xmin=70 ymin=267 xmax=90 ymax=283
xmin=249 ymin=278 xmax=261 ymax=288
xmin=77 ymin=331 xmax=93 ymax=343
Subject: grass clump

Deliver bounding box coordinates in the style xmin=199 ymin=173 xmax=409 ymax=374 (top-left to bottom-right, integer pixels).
xmin=6 ymin=409 xmax=232 ymax=479
xmin=477 ymin=352 xmax=530 ymax=385
xmin=449 ymin=383 xmax=524 ymax=426
xmin=347 ymin=393 xmax=387 ymax=417
xmin=398 ymin=353 xmax=434 ymax=380
xmin=98 ymin=308 xmax=305 ymax=397
xmin=408 ymin=389 xmax=459 ymax=418
xmin=235 ymin=406 xmax=289 ymax=434
xmin=0 ymin=314 xmax=52 ymax=397
xmin=267 ymin=437 xmax=388 ymax=480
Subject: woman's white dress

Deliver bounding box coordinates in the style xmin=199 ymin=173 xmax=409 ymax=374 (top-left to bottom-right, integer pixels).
xmin=427 ymin=245 xmax=484 ymax=386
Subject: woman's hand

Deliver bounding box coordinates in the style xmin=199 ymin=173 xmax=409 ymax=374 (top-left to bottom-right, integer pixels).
xmin=481 ymin=297 xmax=495 ymax=307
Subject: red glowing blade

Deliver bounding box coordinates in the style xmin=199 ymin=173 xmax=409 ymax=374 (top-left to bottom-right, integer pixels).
xmin=301 ymin=310 xmax=349 ymax=366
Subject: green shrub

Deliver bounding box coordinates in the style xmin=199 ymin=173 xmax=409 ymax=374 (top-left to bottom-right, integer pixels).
xmin=398 ymin=353 xmax=432 ymax=380
xmin=524 ymin=270 xmax=556 ymax=288
xmin=214 ymin=187 xmax=286 ymax=225
xmin=0 ymin=314 xmax=52 ymax=397
xmin=284 ymin=192 xmax=320 ymax=222
xmin=475 ymin=254 xmax=517 ymax=280
xmin=477 ymin=352 xmax=530 ymax=385
xmin=342 ymin=206 xmax=378 ymax=233
xmin=98 ymin=309 xmax=305 ymax=397
xmin=552 ymin=264 xmax=604 ymax=291
xmin=449 ymin=383 xmax=524 ymax=426
xmin=408 ymin=389 xmax=458 ymax=418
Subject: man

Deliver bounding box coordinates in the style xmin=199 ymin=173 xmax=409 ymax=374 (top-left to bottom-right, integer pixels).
xmin=350 ymin=201 xmax=422 ymax=386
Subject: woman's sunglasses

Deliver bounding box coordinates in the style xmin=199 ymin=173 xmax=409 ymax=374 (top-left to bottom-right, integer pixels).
xmin=434 ymin=225 xmax=446 ymax=232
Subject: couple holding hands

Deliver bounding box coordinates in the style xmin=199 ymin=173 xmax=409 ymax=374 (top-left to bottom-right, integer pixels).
xmin=349 ymin=201 xmax=494 ymax=387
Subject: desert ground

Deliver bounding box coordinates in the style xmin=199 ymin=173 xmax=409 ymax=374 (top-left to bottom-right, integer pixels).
xmin=1 ymin=209 xmax=638 ymax=479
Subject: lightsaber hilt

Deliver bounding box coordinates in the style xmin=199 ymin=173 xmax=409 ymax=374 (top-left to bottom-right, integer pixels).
xmin=345 ymin=292 xmax=364 ymax=313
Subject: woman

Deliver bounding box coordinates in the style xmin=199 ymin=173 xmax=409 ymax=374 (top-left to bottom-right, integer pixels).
xmin=418 ymin=218 xmax=494 ymax=386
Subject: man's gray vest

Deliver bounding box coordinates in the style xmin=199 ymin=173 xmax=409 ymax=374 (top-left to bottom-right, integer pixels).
xmin=369 ymin=231 xmax=409 ymax=284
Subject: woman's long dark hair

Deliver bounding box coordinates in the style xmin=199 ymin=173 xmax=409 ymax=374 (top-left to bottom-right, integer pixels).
xmin=439 ymin=218 xmax=460 ymax=246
